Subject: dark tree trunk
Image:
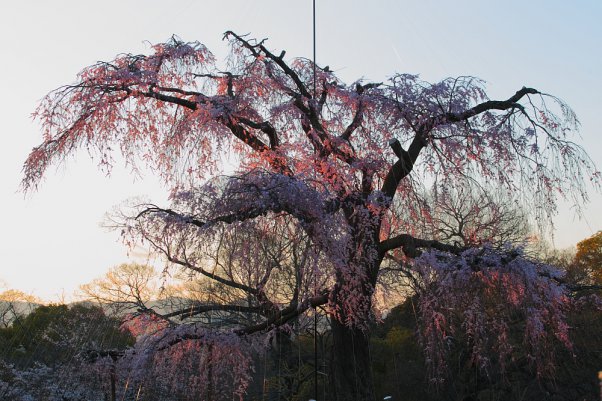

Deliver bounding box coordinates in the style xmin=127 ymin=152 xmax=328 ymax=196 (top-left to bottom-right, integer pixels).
xmin=330 ymin=318 xmax=375 ymax=401
xmin=206 ymin=343 xmax=213 ymax=401
xmin=109 ymin=362 xmax=116 ymax=401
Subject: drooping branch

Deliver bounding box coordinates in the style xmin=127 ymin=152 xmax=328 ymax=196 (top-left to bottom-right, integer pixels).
xmin=139 ymin=87 xmax=284 ymax=166
xmin=141 ymin=83 xmax=286 ymax=166
xmin=138 ymin=88 xmax=289 ymax=172
xmin=134 ymin=202 xmax=312 ymax=241
xmin=412 ymin=245 xmax=574 ymax=382
xmin=125 ymin=175 xmax=339 ymax=331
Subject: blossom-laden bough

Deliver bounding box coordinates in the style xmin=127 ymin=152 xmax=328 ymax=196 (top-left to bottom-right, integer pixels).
xmin=23 ymin=32 xmax=600 ymax=400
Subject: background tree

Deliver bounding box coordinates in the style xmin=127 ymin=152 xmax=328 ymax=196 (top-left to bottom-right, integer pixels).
xmin=0 ymin=289 xmax=39 ymax=328
xmin=0 ymin=303 xmax=133 ymax=401
xmin=23 ymin=33 xmax=599 ymax=400
xmin=81 ymin=263 xmax=160 ymax=316
xmin=425 ymin=182 xmax=530 ymax=249
xmin=573 ymin=230 xmax=602 ymax=285
xmin=532 ymin=231 xmax=602 ymax=291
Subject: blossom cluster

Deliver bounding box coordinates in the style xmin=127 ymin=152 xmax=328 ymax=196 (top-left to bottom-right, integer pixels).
xmin=414 ymin=246 xmax=572 ymax=381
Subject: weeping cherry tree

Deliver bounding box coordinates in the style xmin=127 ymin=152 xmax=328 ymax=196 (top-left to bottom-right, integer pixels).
xmin=23 ymin=33 xmax=600 ymax=400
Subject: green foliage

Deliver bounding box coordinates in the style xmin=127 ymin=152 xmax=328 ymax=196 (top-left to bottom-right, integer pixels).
xmin=574 ymin=231 xmax=602 ymax=285
xmin=370 ymin=300 xmax=430 ymax=401
xmin=0 ymin=303 xmax=133 ymax=369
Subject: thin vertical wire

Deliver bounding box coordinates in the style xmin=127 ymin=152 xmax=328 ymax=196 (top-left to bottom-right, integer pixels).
xmin=314 ymin=311 xmax=318 ymax=401
xmin=312 ymin=2 xmax=319 ymax=400
xmin=313 ymin=0 xmax=316 ymax=96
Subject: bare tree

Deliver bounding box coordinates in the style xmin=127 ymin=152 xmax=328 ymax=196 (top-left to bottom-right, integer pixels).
xmin=427 ymin=182 xmax=530 ymax=248
xmin=81 ymin=263 xmax=159 ymax=316
xmin=0 ymin=290 xmax=39 ymax=328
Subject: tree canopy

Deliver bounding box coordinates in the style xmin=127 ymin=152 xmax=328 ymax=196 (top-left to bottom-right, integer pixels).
xmin=23 ymin=32 xmax=600 ymax=400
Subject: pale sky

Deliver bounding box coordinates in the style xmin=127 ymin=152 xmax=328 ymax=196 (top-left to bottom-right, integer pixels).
xmin=0 ymin=0 xmax=600 ymax=301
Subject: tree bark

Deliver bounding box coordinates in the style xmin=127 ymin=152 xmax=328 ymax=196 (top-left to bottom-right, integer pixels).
xmin=330 ymin=318 xmax=375 ymax=401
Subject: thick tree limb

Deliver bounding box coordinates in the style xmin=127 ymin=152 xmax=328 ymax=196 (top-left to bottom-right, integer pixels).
xmin=437 ymin=87 xmax=538 ymax=125
xmin=381 ymin=132 xmax=427 ymax=199
xmin=237 ymin=117 xmax=279 ymax=149
xmin=225 ymin=31 xmax=312 ymax=99
xmin=565 ymin=283 xmax=602 ymax=292
xmin=163 ymin=303 xmax=263 ymax=320
xmin=381 ymin=87 xmax=540 ymax=200
xmin=138 ymin=85 xmax=289 ymax=174
xmin=193 ymin=72 xmax=238 ymax=97
xmin=222 ymin=118 xmax=273 ymax=155
xmin=340 ymin=86 xmax=365 ymax=141
xmin=379 ymin=233 xmax=463 ymax=257
xmin=225 ymin=30 xmax=358 ymax=169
